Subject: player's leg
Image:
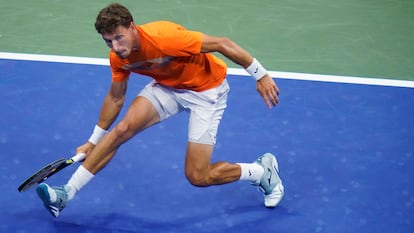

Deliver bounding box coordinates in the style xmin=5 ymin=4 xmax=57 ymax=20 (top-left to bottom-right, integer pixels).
xmin=184 ymin=141 xmax=265 ymax=186
xmin=182 ymin=80 xmax=284 ymax=207
xmin=184 ymin=142 xmax=284 ymax=208
xmin=184 ymin=142 xmax=241 ymax=186
xmin=82 ymin=95 xmax=160 ymax=174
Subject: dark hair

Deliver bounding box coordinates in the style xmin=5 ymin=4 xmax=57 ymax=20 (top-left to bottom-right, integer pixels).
xmin=95 ymin=3 xmax=134 ymax=34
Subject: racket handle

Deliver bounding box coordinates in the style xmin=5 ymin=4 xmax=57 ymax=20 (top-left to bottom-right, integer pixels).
xmin=71 ymin=153 xmax=86 ymax=162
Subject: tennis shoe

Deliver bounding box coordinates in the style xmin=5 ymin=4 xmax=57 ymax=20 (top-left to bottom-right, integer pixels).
xmin=253 ymin=153 xmax=284 ymax=208
xmin=36 ymin=183 xmax=70 ymax=217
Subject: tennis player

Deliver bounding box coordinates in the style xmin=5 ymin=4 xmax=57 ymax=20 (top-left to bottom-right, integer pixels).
xmin=37 ymin=3 xmax=284 ymax=217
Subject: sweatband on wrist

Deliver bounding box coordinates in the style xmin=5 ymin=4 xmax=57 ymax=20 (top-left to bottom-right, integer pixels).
xmin=88 ymin=125 xmax=108 ymax=145
xmin=246 ymin=58 xmax=267 ymax=81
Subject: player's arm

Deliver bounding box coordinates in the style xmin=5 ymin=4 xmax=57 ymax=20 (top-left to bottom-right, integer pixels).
xmin=76 ymin=80 xmax=127 ymax=155
xmin=201 ymin=34 xmax=279 ymax=108
xmin=96 ymin=80 xmax=127 ymax=130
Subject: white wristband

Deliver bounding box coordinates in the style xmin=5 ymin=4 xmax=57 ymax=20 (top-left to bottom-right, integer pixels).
xmin=246 ymin=58 xmax=267 ymax=81
xmin=88 ymin=125 xmax=108 ymax=145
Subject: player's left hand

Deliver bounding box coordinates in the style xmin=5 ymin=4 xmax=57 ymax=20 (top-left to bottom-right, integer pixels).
xmin=256 ymin=74 xmax=280 ymax=108
xmin=76 ymin=141 xmax=96 ymax=160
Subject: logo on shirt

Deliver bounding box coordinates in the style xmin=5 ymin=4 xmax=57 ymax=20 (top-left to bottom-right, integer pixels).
xmin=123 ymin=56 xmax=175 ymax=71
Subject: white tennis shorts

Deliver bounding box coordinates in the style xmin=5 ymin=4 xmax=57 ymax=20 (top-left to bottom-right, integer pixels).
xmin=138 ymin=79 xmax=229 ymax=145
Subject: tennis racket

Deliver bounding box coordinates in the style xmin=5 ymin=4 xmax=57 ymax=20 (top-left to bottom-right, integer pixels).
xmin=18 ymin=153 xmax=86 ymax=192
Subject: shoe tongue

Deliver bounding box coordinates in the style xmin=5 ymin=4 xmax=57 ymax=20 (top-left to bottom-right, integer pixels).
xmin=47 ymin=185 xmax=58 ymax=203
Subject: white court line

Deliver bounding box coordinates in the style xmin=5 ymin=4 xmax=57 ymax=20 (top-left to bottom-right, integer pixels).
xmin=1 ymin=52 xmax=413 ymax=88
xmin=0 ymin=52 xmax=109 ymax=66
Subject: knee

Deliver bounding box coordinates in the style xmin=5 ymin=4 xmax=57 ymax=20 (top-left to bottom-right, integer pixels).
xmin=113 ymin=120 xmax=134 ymax=142
xmin=185 ymin=169 xmax=210 ymax=187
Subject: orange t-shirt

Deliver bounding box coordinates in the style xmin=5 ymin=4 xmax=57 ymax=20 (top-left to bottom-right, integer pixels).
xmin=109 ymin=21 xmax=227 ymax=92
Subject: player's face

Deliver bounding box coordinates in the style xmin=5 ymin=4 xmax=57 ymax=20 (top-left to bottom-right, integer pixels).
xmin=102 ymin=23 xmax=137 ymax=59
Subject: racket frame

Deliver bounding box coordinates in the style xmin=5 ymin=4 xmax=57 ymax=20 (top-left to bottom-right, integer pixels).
xmin=18 ymin=153 xmax=86 ymax=192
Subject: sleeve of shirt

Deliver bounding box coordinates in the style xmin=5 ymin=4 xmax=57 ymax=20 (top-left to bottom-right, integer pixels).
xmin=158 ymin=22 xmax=203 ymax=57
xmin=109 ymin=51 xmax=131 ymax=82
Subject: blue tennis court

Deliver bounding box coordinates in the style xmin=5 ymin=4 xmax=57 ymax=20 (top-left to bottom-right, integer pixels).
xmin=1 ymin=58 xmax=413 ymax=232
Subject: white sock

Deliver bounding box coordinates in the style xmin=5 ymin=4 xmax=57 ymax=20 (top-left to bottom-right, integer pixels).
xmin=237 ymin=163 xmax=264 ymax=182
xmin=66 ymin=165 xmax=94 ymax=200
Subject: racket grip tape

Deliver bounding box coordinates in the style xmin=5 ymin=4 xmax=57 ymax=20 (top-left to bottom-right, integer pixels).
xmin=71 ymin=153 xmax=86 ymax=163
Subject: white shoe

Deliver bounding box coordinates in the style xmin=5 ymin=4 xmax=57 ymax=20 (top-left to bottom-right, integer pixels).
xmin=253 ymin=153 xmax=285 ymax=208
